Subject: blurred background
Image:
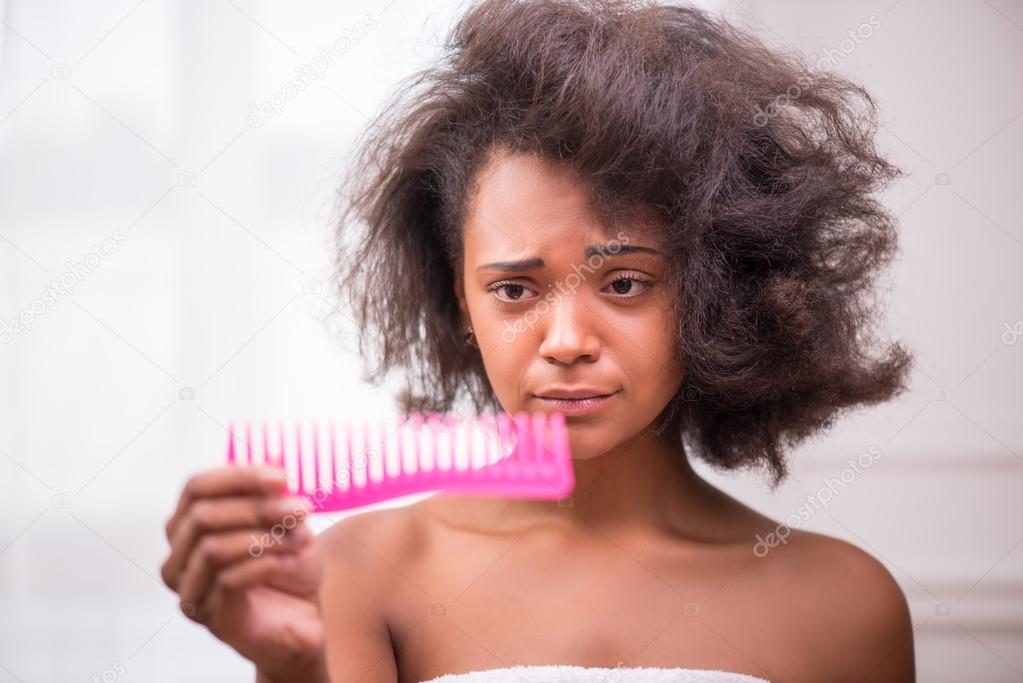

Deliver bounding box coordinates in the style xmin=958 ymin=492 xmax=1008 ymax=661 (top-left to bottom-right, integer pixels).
xmin=0 ymin=0 xmax=1020 ymax=680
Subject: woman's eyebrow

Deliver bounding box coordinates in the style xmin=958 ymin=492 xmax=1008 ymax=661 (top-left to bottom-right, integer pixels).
xmin=476 ymin=244 xmax=663 ymax=272
xmin=584 ymin=244 xmax=663 ymax=259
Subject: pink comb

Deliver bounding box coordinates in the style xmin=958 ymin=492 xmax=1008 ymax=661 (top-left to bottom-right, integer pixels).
xmin=225 ymin=411 xmax=574 ymax=513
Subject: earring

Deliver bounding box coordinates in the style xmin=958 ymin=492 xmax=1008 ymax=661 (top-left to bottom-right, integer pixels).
xmin=464 ymin=326 xmax=477 ymax=348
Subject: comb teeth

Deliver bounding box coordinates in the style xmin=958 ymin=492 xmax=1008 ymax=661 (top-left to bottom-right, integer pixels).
xmin=226 ymin=411 xmax=573 ymax=513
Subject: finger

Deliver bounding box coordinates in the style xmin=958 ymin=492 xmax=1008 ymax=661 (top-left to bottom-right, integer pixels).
xmin=162 ymin=495 xmax=312 ymax=590
xmin=217 ymin=552 xmax=306 ymax=592
xmin=177 ymin=526 xmax=311 ymax=611
xmin=165 ymin=465 xmax=289 ymax=541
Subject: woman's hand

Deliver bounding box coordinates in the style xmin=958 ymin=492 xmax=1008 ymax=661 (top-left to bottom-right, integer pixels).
xmin=160 ymin=465 xmax=328 ymax=682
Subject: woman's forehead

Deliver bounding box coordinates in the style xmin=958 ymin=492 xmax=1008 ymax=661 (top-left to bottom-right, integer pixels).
xmin=463 ymin=151 xmax=666 ymax=253
xmin=463 ymin=201 xmax=666 ymax=261
xmin=466 ymin=150 xmax=597 ymax=225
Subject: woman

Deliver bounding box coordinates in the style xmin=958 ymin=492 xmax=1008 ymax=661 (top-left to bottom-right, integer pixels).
xmin=161 ymin=0 xmax=916 ymax=680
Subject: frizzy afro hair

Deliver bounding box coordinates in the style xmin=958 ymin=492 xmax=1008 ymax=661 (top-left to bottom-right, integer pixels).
xmin=327 ymin=0 xmax=913 ymax=489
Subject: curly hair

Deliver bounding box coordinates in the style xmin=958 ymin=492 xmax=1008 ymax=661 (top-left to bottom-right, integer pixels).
xmin=327 ymin=0 xmax=913 ymax=489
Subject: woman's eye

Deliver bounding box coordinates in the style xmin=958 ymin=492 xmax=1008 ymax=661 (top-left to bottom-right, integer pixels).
xmin=489 ymin=282 xmax=538 ymax=303
xmin=603 ymin=276 xmax=653 ymax=298
xmin=488 ymin=276 xmax=653 ymax=303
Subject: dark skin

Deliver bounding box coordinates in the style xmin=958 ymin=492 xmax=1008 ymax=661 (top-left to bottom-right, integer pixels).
xmin=322 ymin=483 xmax=915 ymax=683
xmin=161 ymin=149 xmax=915 ymax=683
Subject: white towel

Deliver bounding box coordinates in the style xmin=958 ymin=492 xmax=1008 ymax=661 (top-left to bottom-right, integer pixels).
xmin=422 ymin=665 xmax=770 ymax=683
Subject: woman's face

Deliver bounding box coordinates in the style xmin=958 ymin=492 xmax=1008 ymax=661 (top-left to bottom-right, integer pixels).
xmin=455 ymin=149 xmax=685 ymax=459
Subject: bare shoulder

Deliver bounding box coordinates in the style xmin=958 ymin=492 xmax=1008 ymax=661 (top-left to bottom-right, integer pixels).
xmin=316 ymin=504 xmax=427 ymax=682
xmin=317 ymin=502 xmax=436 ymax=616
xmin=762 ymin=529 xmax=916 ymax=682
xmin=318 ymin=503 xmax=424 ymax=568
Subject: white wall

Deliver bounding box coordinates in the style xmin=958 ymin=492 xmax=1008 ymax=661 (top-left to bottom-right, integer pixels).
xmin=0 ymin=0 xmax=1020 ymax=680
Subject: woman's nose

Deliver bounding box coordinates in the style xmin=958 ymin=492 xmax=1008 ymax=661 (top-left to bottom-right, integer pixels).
xmin=537 ymin=292 xmax=601 ymax=365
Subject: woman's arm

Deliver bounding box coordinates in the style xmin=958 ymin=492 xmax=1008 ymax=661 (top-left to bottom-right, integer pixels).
xmin=318 ymin=511 xmax=401 ymax=683
xmin=836 ymin=546 xmax=916 ymax=682
xmin=795 ymin=534 xmax=917 ymax=682
xmin=256 ymin=657 xmax=328 ymax=683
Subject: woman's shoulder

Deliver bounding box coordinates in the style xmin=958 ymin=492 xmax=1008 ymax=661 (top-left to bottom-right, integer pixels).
xmin=752 ymin=526 xmax=916 ymax=679
xmin=698 ymin=489 xmax=913 ymax=679
xmin=702 ymin=490 xmax=908 ymax=603
xmin=315 ymin=505 xmax=423 ymax=680
xmin=670 ymin=492 xmax=911 ymax=628
xmin=315 ymin=502 xmax=438 ymax=680
xmin=317 ymin=501 xmax=428 ymax=576
xmin=758 ymin=525 xmax=909 ymax=610
xmin=317 ymin=497 xmax=454 ymax=606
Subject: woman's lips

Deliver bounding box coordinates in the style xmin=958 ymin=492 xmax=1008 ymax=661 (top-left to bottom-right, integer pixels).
xmin=533 ymin=391 xmax=618 ymax=416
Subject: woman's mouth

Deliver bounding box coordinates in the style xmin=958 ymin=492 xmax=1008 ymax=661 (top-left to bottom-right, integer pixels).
xmin=533 ymin=390 xmax=619 ymax=416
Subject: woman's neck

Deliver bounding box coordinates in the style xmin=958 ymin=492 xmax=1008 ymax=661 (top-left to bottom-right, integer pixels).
xmin=427 ymin=428 xmax=748 ymax=543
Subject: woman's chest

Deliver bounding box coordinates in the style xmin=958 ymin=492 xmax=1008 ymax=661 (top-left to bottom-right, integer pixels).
xmin=386 ymin=527 xmax=806 ymax=683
